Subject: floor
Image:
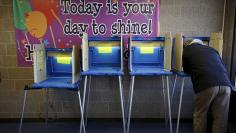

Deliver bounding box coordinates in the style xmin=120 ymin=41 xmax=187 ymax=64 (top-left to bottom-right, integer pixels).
xmin=0 ymin=119 xmax=193 ymax=133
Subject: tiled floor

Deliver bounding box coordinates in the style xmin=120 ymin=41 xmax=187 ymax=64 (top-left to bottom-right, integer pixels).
xmin=0 ymin=119 xmax=193 ymax=133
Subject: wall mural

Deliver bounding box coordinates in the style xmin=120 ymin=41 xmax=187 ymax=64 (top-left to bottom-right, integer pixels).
xmin=13 ymin=0 xmax=160 ymax=66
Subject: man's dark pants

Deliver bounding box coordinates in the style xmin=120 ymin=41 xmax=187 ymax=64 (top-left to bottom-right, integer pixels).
xmin=193 ymin=86 xmax=231 ymax=133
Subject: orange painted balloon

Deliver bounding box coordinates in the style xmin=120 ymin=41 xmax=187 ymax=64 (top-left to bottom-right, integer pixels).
xmin=112 ymin=0 xmax=118 ymax=3
xmin=25 ymin=11 xmax=47 ymax=39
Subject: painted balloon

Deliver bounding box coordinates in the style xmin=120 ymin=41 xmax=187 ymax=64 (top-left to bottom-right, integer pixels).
xmin=112 ymin=0 xmax=118 ymax=3
xmin=25 ymin=11 xmax=47 ymax=39
xmin=31 ymin=0 xmax=59 ymax=25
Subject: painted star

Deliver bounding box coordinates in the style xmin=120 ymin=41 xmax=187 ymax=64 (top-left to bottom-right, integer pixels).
xmin=43 ymin=39 xmax=49 ymax=46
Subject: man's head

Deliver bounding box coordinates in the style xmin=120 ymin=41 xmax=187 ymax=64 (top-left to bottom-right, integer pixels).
xmin=184 ymin=39 xmax=205 ymax=47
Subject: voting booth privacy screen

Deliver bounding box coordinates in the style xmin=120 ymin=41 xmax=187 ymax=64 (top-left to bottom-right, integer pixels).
xmin=129 ymin=32 xmax=172 ymax=75
xmin=81 ymin=33 xmax=123 ymax=75
xmin=88 ymin=39 xmax=122 ymax=69
xmin=131 ymin=38 xmax=164 ymax=68
xmin=46 ymin=49 xmax=73 ymax=78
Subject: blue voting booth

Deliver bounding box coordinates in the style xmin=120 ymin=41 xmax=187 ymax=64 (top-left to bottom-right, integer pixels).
xmin=81 ymin=33 xmax=126 ymax=133
xmin=81 ymin=36 xmax=123 ymax=75
xmin=126 ymin=33 xmax=174 ymax=133
xmin=129 ymin=37 xmax=172 ymax=75
xmin=32 ymin=48 xmax=79 ymax=89
xmin=19 ymin=45 xmax=86 ymax=133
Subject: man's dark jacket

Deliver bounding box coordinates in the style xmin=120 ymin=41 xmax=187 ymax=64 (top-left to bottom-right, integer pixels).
xmin=182 ymin=43 xmax=232 ymax=93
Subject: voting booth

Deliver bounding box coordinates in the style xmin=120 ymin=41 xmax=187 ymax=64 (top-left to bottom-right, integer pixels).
xmin=129 ymin=32 xmax=172 ymax=75
xmin=33 ymin=44 xmax=80 ymax=88
xmin=81 ymin=33 xmax=126 ymax=133
xmin=173 ymin=32 xmax=222 ymax=72
xmin=173 ymin=33 xmax=211 ymax=72
xmin=19 ymin=45 xmax=86 ymax=133
xmin=172 ymin=32 xmax=223 ymax=133
xmin=81 ymin=33 xmax=123 ymax=75
xmin=126 ymin=32 xmax=174 ymax=133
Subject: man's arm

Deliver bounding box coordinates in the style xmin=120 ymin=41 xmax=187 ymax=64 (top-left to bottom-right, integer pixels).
xmin=211 ymin=47 xmax=227 ymax=69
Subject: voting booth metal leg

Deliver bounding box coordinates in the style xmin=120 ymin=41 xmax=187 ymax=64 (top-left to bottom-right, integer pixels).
xmin=118 ymin=76 xmax=126 ymax=133
xmin=127 ymin=76 xmax=135 ymax=133
xmin=126 ymin=75 xmax=133 ymax=130
xmin=166 ymin=76 xmax=173 ymax=133
xmin=126 ymin=76 xmax=132 ymax=119
xmin=19 ymin=88 xmax=86 ymax=133
xmin=80 ymin=76 xmax=88 ymax=133
xmin=85 ymin=76 xmax=92 ymax=126
xmin=162 ymin=76 xmax=168 ymax=127
xmin=19 ymin=90 xmax=28 ymax=133
xmin=176 ymin=77 xmax=185 ymax=133
xmin=171 ymin=75 xmax=178 ymax=105
xmin=78 ymin=90 xmax=86 ymax=133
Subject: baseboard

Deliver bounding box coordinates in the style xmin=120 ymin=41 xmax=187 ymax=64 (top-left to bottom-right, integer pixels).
xmin=0 ymin=118 xmax=193 ymax=123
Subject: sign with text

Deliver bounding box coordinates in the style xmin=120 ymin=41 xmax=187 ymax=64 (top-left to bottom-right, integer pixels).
xmin=13 ymin=0 xmax=160 ymax=66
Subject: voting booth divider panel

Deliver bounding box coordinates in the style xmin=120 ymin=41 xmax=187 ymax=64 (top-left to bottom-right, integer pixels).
xmin=34 ymin=44 xmax=46 ymax=83
xmin=164 ymin=32 xmax=173 ymax=70
xmin=82 ymin=33 xmax=89 ymax=72
xmin=173 ymin=33 xmax=184 ymax=72
xmin=210 ymin=32 xmax=223 ymax=58
xmin=72 ymin=45 xmax=80 ymax=84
